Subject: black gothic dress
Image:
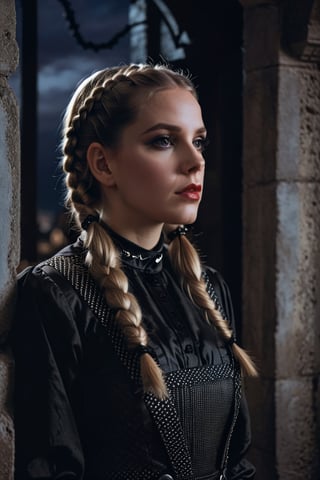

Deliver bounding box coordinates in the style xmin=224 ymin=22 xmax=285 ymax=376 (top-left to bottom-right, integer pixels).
xmin=11 ymin=228 xmax=255 ymax=480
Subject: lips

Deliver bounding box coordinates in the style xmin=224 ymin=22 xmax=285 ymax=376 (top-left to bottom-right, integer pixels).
xmin=179 ymin=183 xmax=202 ymax=194
xmin=177 ymin=183 xmax=202 ymax=201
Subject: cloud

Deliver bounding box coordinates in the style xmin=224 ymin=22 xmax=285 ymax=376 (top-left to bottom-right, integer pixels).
xmin=39 ymin=61 xmax=86 ymax=95
xmin=37 ymin=51 xmax=130 ymax=119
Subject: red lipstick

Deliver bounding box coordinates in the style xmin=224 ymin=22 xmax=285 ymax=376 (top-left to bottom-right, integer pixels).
xmin=177 ymin=183 xmax=202 ymax=201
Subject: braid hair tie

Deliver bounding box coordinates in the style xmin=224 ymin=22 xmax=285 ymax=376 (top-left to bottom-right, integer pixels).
xmin=135 ymin=344 xmax=158 ymax=362
xmin=81 ymin=214 xmax=100 ymax=231
xmin=167 ymin=225 xmax=190 ymax=242
xmin=226 ymin=335 xmax=236 ymax=346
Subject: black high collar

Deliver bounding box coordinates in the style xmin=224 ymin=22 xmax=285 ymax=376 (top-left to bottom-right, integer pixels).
xmin=102 ymin=223 xmax=165 ymax=273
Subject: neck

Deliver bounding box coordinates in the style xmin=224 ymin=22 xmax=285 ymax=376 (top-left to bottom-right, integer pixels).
xmin=102 ymin=218 xmax=164 ymax=250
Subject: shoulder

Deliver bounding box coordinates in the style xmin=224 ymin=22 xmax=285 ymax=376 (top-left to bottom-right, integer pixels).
xmin=13 ymin=239 xmax=93 ymax=346
xmin=16 ymin=238 xmax=110 ymax=333
xmin=16 ymin=238 xmax=88 ymax=308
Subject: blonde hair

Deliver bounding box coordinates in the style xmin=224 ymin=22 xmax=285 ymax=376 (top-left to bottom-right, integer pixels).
xmin=61 ymin=63 xmax=257 ymax=400
xmin=167 ymin=232 xmax=258 ymax=377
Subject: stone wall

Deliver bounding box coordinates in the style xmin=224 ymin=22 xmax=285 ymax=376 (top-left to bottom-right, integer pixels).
xmin=241 ymin=0 xmax=320 ymax=478
xmin=0 ymin=0 xmax=20 ymax=478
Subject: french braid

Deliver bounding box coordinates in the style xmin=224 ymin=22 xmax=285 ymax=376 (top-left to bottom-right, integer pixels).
xmin=61 ymin=64 xmax=196 ymax=399
xmin=167 ymin=232 xmax=258 ymax=377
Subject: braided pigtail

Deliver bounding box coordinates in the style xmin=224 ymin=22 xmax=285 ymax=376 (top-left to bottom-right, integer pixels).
xmin=167 ymin=227 xmax=258 ymax=377
xmin=83 ymin=221 xmax=168 ymax=399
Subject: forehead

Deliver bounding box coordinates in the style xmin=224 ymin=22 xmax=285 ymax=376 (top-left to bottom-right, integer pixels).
xmin=133 ymin=87 xmax=204 ymax=130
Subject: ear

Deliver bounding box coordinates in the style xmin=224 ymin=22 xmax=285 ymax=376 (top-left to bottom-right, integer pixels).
xmin=87 ymin=142 xmax=116 ymax=187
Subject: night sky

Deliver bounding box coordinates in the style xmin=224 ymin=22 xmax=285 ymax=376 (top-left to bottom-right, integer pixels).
xmin=11 ymin=0 xmax=131 ymax=229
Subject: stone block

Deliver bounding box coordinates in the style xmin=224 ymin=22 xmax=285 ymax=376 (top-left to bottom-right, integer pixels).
xmin=243 ymin=3 xmax=281 ymax=71
xmin=244 ymin=64 xmax=320 ymax=186
xmin=0 ymin=412 xmax=14 ymax=479
xmin=243 ymin=67 xmax=278 ymax=185
xmin=276 ymin=181 xmax=320 ymax=377
xmin=276 ymin=377 xmax=320 ymax=478
xmin=277 ymin=65 xmax=320 ymax=181
xmin=299 ymin=66 xmax=320 ymax=180
xmin=0 ymin=81 xmax=20 ymax=334
xmin=0 ymin=0 xmax=18 ymax=75
xmin=242 ymin=183 xmax=277 ymax=376
xmin=277 ymin=67 xmax=301 ymax=180
xmin=0 ymin=351 xmax=14 ymax=480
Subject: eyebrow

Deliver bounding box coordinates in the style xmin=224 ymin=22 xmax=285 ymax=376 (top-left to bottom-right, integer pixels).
xmin=141 ymin=123 xmax=207 ymax=135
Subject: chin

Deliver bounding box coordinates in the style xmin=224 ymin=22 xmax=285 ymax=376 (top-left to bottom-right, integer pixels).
xmin=168 ymin=212 xmax=199 ymax=226
xmin=161 ymin=205 xmax=200 ymax=226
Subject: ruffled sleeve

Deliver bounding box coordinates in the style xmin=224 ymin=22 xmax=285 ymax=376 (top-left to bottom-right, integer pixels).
xmin=11 ymin=265 xmax=85 ymax=480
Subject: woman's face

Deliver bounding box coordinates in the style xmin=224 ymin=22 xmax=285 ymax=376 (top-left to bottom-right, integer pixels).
xmin=99 ymin=87 xmax=207 ymax=232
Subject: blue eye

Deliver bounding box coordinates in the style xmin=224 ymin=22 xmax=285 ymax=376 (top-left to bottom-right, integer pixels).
xmin=147 ymin=134 xmax=209 ymax=152
xmin=149 ymin=135 xmax=174 ymax=149
xmin=194 ymin=137 xmax=209 ymax=152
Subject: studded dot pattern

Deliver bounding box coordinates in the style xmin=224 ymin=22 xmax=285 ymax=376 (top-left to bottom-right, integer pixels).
xmin=144 ymin=391 xmax=194 ymax=479
xmin=107 ymin=469 xmax=160 ymax=479
xmin=165 ymin=363 xmax=234 ymax=389
xmin=203 ymin=271 xmax=228 ymax=321
xmin=221 ymin=365 xmax=241 ymax=472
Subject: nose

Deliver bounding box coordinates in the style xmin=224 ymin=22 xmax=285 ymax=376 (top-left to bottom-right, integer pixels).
xmin=180 ymin=143 xmax=205 ymax=175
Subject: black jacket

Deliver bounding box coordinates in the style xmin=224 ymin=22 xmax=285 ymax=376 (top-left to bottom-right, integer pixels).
xmin=11 ymin=231 xmax=255 ymax=480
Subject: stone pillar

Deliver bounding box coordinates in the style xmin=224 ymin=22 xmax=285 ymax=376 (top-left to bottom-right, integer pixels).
xmin=240 ymin=0 xmax=320 ymax=478
xmin=0 ymin=0 xmax=19 ymax=478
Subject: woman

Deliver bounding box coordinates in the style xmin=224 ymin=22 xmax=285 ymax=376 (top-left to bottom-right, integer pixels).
xmin=12 ymin=63 xmax=257 ymax=480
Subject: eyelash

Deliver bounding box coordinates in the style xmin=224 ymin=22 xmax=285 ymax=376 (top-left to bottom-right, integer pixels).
xmin=149 ymin=135 xmax=209 ymax=152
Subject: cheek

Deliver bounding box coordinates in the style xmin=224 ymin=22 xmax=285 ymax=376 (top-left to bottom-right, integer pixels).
xmin=133 ymin=162 xmax=171 ymax=189
xmin=114 ymin=147 xmax=173 ymax=193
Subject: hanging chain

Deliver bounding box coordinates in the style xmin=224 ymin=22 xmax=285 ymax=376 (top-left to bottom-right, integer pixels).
xmin=56 ymin=0 xmax=145 ymax=52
